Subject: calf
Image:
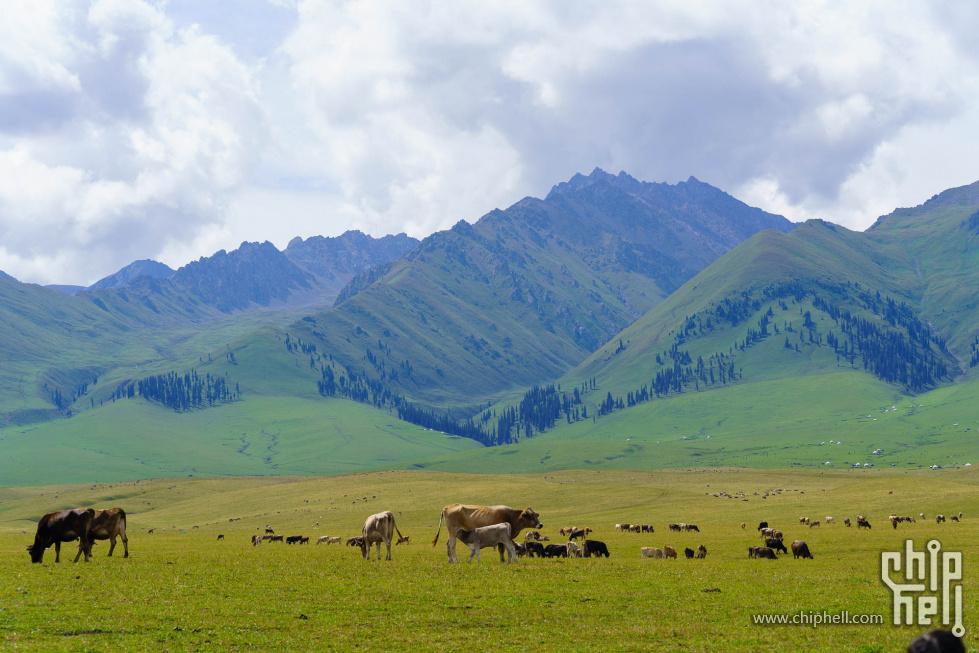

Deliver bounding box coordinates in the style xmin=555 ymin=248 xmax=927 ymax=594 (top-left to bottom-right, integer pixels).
xmin=582 ymin=540 xmax=610 ymax=558
xmin=791 ymin=540 xmax=813 ymax=559
xmin=640 ymin=547 xmax=663 ymax=559
xmin=766 ymin=538 xmax=788 ymax=554
xmin=456 ymin=523 xmax=517 ymax=563
xmin=525 ymin=541 xmax=545 ymax=558
xmin=542 ymin=543 xmax=568 ymax=558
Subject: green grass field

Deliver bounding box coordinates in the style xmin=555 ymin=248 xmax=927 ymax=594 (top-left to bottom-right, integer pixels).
xmin=2 ymin=468 xmax=977 ymax=651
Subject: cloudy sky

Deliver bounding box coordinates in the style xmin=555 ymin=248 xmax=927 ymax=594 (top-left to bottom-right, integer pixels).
xmin=2 ymin=1 xmax=979 ymax=285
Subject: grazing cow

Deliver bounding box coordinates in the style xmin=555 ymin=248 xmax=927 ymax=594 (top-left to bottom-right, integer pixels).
xmin=566 ymin=541 xmax=580 ymax=557
xmin=663 ymin=546 xmax=677 ymax=559
xmin=582 ymin=540 xmax=610 ymax=558
xmin=269 ymin=535 xmax=284 ymax=543
xmin=88 ymin=508 xmax=129 ymax=558
xmin=809 ymin=520 xmax=820 ymax=529
xmin=766 ymin=538 xmax=788 ymax=554
xmin=740 ymin=522 xmax=745 ymax=530
xmin=684 ymin=547 xmax=695 ymax=559
xmin=525 ymin=541 xmax=545 ymax=558
xmin=569 ymin=528 xmax=586 ymax=541
xmin=936 ymin=515 xmax=946 ymax=524
xmin=360 ymin=511 xmax=403 ymax=561
xmin=584 ymin=527 xmax=592 ymax=535
xmin=890 ymin=516 xmax=899 ymax=529
xmin=432 ymin=504 xmax=542 ymax=564
xmin=265 ymin=528 xmax=274 ymax=534
xmin=317 ymin=536 xmax=330 ymax=544
xmin=252 ymin=535 xmax=262 ymax=546
xmin=825 ymin=516 xmax=834 ymax=524
xmin=749 ymin=546 xmax=777 ymax=560
xmin=759 ymin=528 xmax=776 ymax=541
xmin=346 ymin=536 xmax=363 ymax=547
xmin=396 ymin=535 xmax=411 ymax=545
xmin=695 ymin=545 xmax=707 ymax=559
xmin=669 ymin=523 xmax=681 ymax=532
xmin=640 ymin=547 xmax=664 ymax=559
xmin=857 ymin=518 xmax=872 ymax=529
xmin=951 ymin=516 xmax=960 ymax=523
xmin=524 ymin=530 xmax=541 ymax=541
xmin=757 ymin=521 xmax=769 ymax=531
xmin=514 ymin=542 xmax=527 ymax=557
xmin=630 ymin=524 xmax=641 ymax=533
xmin=456 ymin=523 xmax=518 ymax=563
xmin=28 ymin=508 xmax=95 ymax=563
xmin=920 ymin=513 xmax=925 ymax=519
xmin=300 ymin=536 xmax=309 ymax=544
xmin=791 ymin=540 xmax=813 ymax=559
xmin=799 ymin=517 xmax=809 ymax=525
xmin=844 ymin=518 xmax=851 ymax=527
xmin=286 ymin=535 xmax=303 ymax=544
xmin=683 ymin=524 xmax=700 ymax=532
xmin=217 ymin=534 xmax=224 ymax=540
xmin=615 ymin=524 xmax=626 ymax=532
xmin=542 ymin=543 xmax=569 ymax=558
xmin=261 ymin=534 xmax=275 ymax=541
xmin=327 ymin=536 xmax=341 ymax=545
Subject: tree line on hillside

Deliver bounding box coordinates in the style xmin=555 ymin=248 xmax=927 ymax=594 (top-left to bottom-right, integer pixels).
xmin=110 ymin=370 xmax=240 ymax=412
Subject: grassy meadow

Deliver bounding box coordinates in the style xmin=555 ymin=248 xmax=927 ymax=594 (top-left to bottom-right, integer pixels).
xmin=2 ymin=468 xmax=978 ymax=651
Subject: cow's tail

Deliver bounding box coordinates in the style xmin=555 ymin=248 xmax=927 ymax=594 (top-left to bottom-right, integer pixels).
xmin=431 ymin=509 xmax=445 ymax=547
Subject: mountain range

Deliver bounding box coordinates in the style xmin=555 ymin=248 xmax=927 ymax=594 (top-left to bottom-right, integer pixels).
xmin=1 ymin=169 xmax=977 ymax=485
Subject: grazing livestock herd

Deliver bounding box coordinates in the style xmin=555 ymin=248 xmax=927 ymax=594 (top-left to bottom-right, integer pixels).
xmin=24 ymin=501 xmax=966 ymax=572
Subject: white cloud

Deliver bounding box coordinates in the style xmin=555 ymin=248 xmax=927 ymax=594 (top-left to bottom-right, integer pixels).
xmin=2 ymin=1 xmax=979 ymax=283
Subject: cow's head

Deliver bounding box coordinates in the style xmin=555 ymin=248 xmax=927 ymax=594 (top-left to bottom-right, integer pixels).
xmin=456 ymin=529 xmax=474 ymax=544
xmin=27 ymin=542 xmax=45 ymax=563
xmin=518 ymin=508 xmax=542 ymax=530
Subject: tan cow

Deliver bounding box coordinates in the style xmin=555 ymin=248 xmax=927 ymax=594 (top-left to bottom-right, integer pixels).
xmin=663 ymin=546 xmax=677 ymax=559
xmin=316 ymin=535 xmax=330 ymax=544
xmin=360 ymin=511 xmax=403 ymax=561
xmin=640 ymin=547 xmax=664 ymax=559
xmin=432 ymin=504 xmax=542 ymax=563
xmin=89 ymin=508 xmax=129 ymax=557
xmin=328 ymin=536 xmax=341 ymax=545
xmin=695 ymin=544 xmax=707 ymax=559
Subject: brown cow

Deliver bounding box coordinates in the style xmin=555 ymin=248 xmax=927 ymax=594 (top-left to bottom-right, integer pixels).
xmin=791 ymin=540 xmax=813 ymax=559
xmin=857 ymin=518 xmax=872 ymax=529
xmin=663 ymin=546 xmax=677 ymax=559
xmin=809 ymin=520 xmax=820 ymax=529
xmin=396 ymin=535 xmax=411 ymax=545
xmin=89 ymin=508 xmax=129 ymax=557
xmin=695 ymin=544 xmax=707 ymax=559
xmin=844 ymin=518 xmax=851 ymax=527
xmin=749 ymin=546 xmax=777 ymax=559
xmin=432 ymin=504 xmax=542 ymax=563
xmin=360 ymin=511 xmax=403 ymax=561
xmin=28 ymin=509 xmax=95 ymax=563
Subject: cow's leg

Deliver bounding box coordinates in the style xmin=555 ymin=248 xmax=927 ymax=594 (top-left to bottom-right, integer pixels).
xmin=55 ymin=541 xmax=61 ymax=563
xmin=497 ymin=542 xmax=506 ymax=563
xmin=122 ymin=532 xmax=129 ymax=557
xmin=505 ymin=542 xmax=516 ymax=563
xmin=385 ymin=539 xmax=392 ymax=561
xmin=467 ymin=546 xmax=476 ymax=563
xmin=107 ymin=536 xmax=116 ymax=557
xmin=447 ymin=536 xmax=458 ymax=563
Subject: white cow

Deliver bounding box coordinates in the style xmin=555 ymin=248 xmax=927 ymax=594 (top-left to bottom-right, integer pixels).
xmin=359 ymin=511 xmax=403 ymax=561
xmin=456 ymin=523 xmax=517 ymax=563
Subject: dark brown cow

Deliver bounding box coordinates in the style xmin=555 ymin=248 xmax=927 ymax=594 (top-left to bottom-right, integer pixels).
xmin=525 ymin=541 xmax=545 ymax=557
xmin=432 ymin=504 xmax=542 ymax=563
xmin=28 ymin=509 xmax=95 ymax=563
xmin=791 ymin=540 xmax=813 ymax=559
xmin=749 ymin=546 xmax=778 ymax=560
xmin=684 ymin=547 xmax=695 ymax=559
xmin=568 ymin=528 xmax=586 ymax=541
xmin=581 ymin=540 xmax=610 ymax=558
xmin=89 ymin=508 xmax=129 ymax=557
xmin=396 ymin=535 xmax=410 ymax=545
xmin=857 ymin=518 xmax=872 ymax=529
xmin=695 ymin=544 xmax=707 ymax=559
xmin=766 ymin=538 xmax=788 ymax=554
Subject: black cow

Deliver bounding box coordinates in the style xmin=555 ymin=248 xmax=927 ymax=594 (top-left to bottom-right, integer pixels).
xmin=756 ymin=521 xmax=769 ymax=531
xmin=766 ymin=538 xmax=788 ymax=554
xmin=582 ymin=539 xmax=610 ymax=558
xmin=525 ymin=541 xmax=545 ymax=557
xmin=514 ymin=542 xmax=528 ymax=557
xmin=568 ymin=528 xmax=586 ymax=541
xmin=684 ymin=547 xmax=695 ymax=559
xmin=543 ymin=544 xmax=568 ymax=558
xmin=286 ymin=535 xmax=303 ymax=544
xmin=28 ymin=509 xmax=95 ymax=563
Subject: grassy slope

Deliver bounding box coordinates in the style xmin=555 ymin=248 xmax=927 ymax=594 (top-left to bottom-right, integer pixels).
xmin=1 ymin=468 xmax=977 ymax=652
xmin=0 ymin=396 xmax=480 ymax=486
